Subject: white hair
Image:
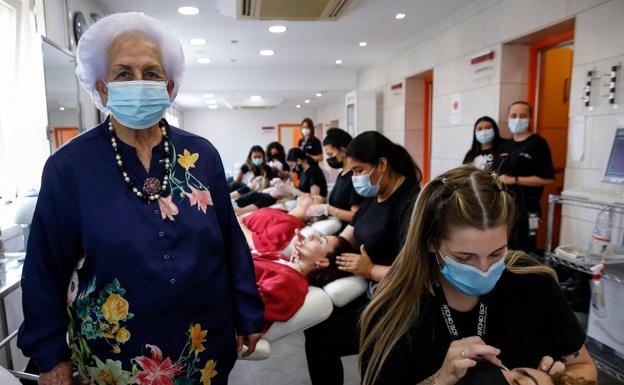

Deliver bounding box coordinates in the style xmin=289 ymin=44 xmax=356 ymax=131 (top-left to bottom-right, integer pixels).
xmin=76 ymin=12 xmax=185 ymax=112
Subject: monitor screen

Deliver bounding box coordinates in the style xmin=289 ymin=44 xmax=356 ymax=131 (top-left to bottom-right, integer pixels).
xmin=604 ymin=127 xmax=624 ymax=183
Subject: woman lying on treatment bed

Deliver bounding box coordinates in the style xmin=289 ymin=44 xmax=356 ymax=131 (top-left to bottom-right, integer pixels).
xmin=238 ymin=193 xmax=325 ymax=252
xmin=253 ymin=235 xmax=352 ymax=332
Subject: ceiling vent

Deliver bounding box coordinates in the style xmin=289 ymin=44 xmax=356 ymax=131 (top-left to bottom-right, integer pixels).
xmin=227 ymin=0 xmax=359 ymax=20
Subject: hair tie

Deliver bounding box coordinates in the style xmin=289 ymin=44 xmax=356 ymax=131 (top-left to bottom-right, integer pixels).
xmin=442 ymin=177 xmax=458 ymax=192
xmin=490 ymin=173 xmax=504 ymax=192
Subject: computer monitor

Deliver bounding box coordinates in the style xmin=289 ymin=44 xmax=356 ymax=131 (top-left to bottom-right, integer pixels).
xmin=604 ymin=127 xmax=624 ymax=184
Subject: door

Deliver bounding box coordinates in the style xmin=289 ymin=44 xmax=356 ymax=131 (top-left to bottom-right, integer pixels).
xmin=535 ymin=45 xmax=574 ymax=249
xmin=277 ymin=123 xmax=302 ymax=152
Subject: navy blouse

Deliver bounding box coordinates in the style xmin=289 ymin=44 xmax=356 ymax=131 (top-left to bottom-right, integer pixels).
xmin=18 ymin=118 xmax=264 ymax=385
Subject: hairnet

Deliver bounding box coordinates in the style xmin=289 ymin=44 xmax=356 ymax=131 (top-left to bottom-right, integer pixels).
xmin=75 ymin=12 xmax=185 ymax=112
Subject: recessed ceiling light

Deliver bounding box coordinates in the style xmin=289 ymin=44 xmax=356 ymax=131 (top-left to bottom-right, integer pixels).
xmin=190 ymin=38 xmax=206 ymax=46
xmin=197 ymin=57 xmax=211 ymax=64
xmin=59 ymin=106 xmax=65 ymax=111
xmin=296 ymin=104 xmax=301 ymax=109
xmin=395 ymin=13 xmax=406 ymax=19
xmin=259 ymin=49 xmax=274 ymax=56
xmin=202 ymin=93 xmax=214 ymax=98
xmin=304 ymin=99 xmax=310 ymax=104
xmin=359 ymin=41 xmax=367 ymax=47
xmin=316 ymin=92 xmax=322 ymax=97
xmin=268 ymin=25 xmax=287 ymax=33
xmin=208 ymin=105 xmax=218 ymax=110
xmin=205 ymin=100 xmax=217 ymax=105
xmin=250 ymin=95 xmax=262 ymax=101
xmin=335 ymin=59 xmax=343 ymax=65
xmin=178 ymin=6 xmax=199 ymax=15
xmin=230 ymin=58 xmax=237 ymax=63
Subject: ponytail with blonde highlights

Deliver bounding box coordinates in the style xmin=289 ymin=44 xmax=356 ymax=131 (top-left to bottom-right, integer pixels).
xmin=359 ymin=166 xmax=556 ymax=385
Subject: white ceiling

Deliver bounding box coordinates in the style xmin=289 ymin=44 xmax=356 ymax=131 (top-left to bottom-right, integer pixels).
xmin=95 ymin=0 xmax=477 ymax=110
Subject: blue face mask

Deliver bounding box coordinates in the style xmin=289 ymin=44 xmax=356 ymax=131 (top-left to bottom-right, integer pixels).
xmin=352 ymin=167 xmax=383 ymax=197
xmin=106 ymin=80 xmax=171 ymax=130
xmin=439 ymin=252 xmax=506 ymax=296
xmin=252 ymin=158 xmax=264 ymax=167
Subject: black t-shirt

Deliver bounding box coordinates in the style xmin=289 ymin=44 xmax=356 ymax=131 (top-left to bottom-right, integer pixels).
xmin=298 ymin=137 xmax=323 ymax=158
xmin=463 ymin=147 xmax=497 ymax=171
xmin=240 ymin=163 xmax=275 ymax=179
xmin=351 ymin=178 xmax=420 ymax=266
xmin=366 ymin=271 xmax=586 ymax=385
xmin=494 ymin=135 xmax=554 ymax=213
xmin=329 ymin=170 xmax=363 ymax=211
xmin=298 ymin=163 xmax=328 ymax=197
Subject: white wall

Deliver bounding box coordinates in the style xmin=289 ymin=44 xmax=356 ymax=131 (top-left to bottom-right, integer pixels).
xmin=349 ymin=0 xmax=623 ymax=248
xmin=183 ymin=106 xmax=315 ymax=169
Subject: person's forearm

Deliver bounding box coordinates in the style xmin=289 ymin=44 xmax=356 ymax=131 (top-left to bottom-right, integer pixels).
xmin=517 ymin=175 xmax=554 ymax=187
xmin=368 ymin=264 xmax=390 ymax=282
xmin=329 ymin=205 xmax=355 ymax=222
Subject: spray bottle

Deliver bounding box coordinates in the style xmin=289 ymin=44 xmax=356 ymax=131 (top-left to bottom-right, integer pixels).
xmin=589 ymin=262 xmax=606 ymax=318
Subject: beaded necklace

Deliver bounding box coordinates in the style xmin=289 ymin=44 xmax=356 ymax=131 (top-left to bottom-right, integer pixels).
xmin=108 ymin=118 xmax=171 ymax=202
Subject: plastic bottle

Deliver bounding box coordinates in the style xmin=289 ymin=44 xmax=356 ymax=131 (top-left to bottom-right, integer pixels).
xmin=589 ymin=263 xmax=606 ymax=318
xmin=587 ymin=208 xmax=613 ymax=259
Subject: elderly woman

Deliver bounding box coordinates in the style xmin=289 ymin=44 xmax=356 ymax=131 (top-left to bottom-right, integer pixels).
xmin=17 ymin=12 xmax=263 ymax=385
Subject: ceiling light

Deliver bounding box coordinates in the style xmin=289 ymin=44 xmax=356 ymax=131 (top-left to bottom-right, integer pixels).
xmin=395 ymin=13 xmax=406 ymax=19
xmin=259 ymin=49 xmax=274 ymax=56
xmin=230 ymin=58 xmax=237 ymax=63
xmin=178 ymin=6 xmax=199 ymax=15
xmin=335 ymin=59 xmax=343 ymax=65
xmin=190 ymin=38 xmax=206 ymax=46
xmin=268 ymin=25 xmax=287 ymax=33
xmin=230 ymin=40 xmax=239 ymax=44
xmin=359 ymin=41 xmax=368 ymax=47
xmin=304 ymin=99 xmax=310 ymax=104
xmin=250 ymin=95 xmax=262 ymax=101
xmin=59 ymin=106 xmax=65 ymax=111
xmin=208 ymin=105 xmax=218 ymax=110
xmin=316 ymin=93 xmax=322 ymax=97
xmin=296 ymin=104 xmax=301 ymax=108
xmin=205 ymin=100 xmax=217 ymax=105
xmin=197 ymin=57 xmax=211 ymax=64
xmin=202 ymin=93 xmax=214 ymax=98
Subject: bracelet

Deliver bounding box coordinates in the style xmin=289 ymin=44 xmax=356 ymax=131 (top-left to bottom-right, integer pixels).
xmin=515 ymin=176 xmax=519 ymax=185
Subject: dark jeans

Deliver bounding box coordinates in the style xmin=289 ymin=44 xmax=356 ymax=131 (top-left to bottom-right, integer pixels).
xmin=228 ymin=180 xmax=247 ymax=193
xmin=304 ymin=294 xmax=368 ymax=385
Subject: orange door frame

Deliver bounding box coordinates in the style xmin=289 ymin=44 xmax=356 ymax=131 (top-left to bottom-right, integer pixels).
xmin=527 ymin=30 xmax=574 ymax=130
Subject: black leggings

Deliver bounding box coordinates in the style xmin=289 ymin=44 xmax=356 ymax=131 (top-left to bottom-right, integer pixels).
xmin=235 ymin=191 xmax=277 ymax=208
xmin=304 ymin=294 xmax=368 ymax=385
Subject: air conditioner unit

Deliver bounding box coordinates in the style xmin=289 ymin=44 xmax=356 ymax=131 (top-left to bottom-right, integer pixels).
xmin=220 ymin=0 xmax=360 ymax=20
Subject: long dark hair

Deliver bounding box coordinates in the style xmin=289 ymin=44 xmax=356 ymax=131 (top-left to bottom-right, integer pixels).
xmin=301 ymin=117 xmax=316 ymax=139
xmin=245 ymin=145 xmax=269 ymax=176
xmin=346 ymin=131 xmax=422 ymax=184
xmin=308 ymin=236 xmax=353 ymax=286
xmin=464 ymin=116 xmax=502 ymax=164
xmin=266 ymin=141 xmax=286 ymax=163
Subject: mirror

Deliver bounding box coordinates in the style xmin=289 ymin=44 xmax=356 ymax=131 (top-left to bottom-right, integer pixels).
xmin=41 ymin=37 xmax=82 ymax=153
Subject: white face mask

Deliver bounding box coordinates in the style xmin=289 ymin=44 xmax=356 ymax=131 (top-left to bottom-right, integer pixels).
xmin=475 ymin=129 xmax=495 ymax=144
xmin=508 ymin=118 xmax=529 ymax=135
xmin=302 ymin=128 xmax=311 ymax=137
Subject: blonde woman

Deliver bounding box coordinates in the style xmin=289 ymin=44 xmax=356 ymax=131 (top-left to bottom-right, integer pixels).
xmin=359 ymin=166 xmax=596 ymax=385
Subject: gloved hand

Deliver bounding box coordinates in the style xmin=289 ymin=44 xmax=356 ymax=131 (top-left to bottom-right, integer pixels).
xmin=306 ymin=204 xmax=329 ymax=217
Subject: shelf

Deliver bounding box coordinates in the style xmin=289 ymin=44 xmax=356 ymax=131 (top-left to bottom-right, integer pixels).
xmin=545 ymin=252 xmax=624 ymax=285
xmin=586 ymin=337 xmax=624 ymax=382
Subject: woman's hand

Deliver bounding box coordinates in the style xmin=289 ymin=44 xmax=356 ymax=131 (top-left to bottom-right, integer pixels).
xmin=434 ymin=337 xmax=501 ymax=385
xmin=237 ymin=333 xmax=263 ymax=357
xmin=38 ymin=361 xmax=72 ymax=385
xmin=537 ymin=355 xmax=566 ymax=375
xmin=498 ymin=174 xmax=515 ymax=185
xmin=336 ymin=245 xmax=373 ymax=277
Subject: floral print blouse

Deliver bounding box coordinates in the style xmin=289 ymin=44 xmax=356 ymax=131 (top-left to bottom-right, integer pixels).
xmin=17 ymin=117 xmax=264 ymax=385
